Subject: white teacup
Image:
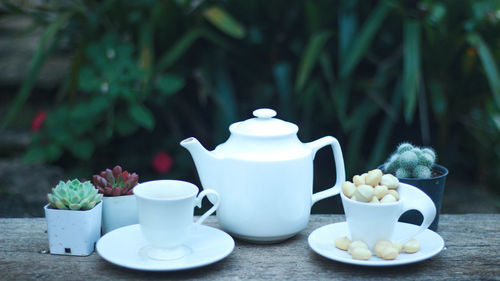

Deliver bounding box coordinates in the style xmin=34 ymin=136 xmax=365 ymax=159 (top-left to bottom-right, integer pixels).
xmin=134 ymin=180 xmax=219 ymax=260
xmin=340 ymin=182 xmax=436 ymax=249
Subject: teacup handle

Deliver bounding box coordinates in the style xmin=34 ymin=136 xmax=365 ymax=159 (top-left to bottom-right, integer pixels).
xmin=193 ymin=189 xmax=220 ymax=225
xmin=397 ymin=184 xmax=437 ymax=244
xmin=307 ymin=136 xmax=346 ymax=205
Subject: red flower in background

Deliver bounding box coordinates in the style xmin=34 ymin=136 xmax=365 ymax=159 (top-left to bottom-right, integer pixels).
xmin=152 ymin=151 xmax=173 ymax=174
xmin=31 ymin=111 xmax=47 ymax=132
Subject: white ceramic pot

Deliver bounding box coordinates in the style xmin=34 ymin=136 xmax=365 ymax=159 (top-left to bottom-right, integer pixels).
xmin=181 ymin=108 xmax=346 ymax=243
xmin=101 ymin=195 xmax=138 ymax=234
xmin=44 ymin=202 xmax=102 ymax=256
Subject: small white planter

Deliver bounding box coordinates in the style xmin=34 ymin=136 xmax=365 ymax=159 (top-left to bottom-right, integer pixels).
xmin=101 ymin=194 xmax=138 ymax=234
xmin=44 ymin=202 xmax=102 ymax=256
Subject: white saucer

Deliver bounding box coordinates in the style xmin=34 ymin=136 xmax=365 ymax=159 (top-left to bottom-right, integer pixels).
xmin=96 ymin=224 xmax=235 ymax=271
xmin=308 ymin=222 xmax=444 ymax=266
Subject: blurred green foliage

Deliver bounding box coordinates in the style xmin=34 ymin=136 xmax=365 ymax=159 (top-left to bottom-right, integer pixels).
xmin=1 ymin=0 xmax=500 ymax=191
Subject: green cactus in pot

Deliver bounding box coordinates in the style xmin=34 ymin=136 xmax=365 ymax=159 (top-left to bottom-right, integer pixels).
xmin=383 ymin=142 xmax=436 ymax=179
xmin=47 ymin=179 xmax=103 ymax=210
xmin=92 ymin=165 xmax=139 ymax=196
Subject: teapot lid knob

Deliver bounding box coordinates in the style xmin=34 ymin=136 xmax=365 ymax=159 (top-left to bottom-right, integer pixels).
xmin=253 ymin=108 xmax=276 ymax=119
xmin=230 ymin=108 xmax=297 ymax=136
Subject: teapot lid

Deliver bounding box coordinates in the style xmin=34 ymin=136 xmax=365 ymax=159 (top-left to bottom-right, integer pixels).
xmin=229 ymin=108 xmax=298 ymax=137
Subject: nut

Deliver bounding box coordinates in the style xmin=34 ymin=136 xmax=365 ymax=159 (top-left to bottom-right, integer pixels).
xmin=380 ymin=174 xmax=399 ymax=189
xmin=380 ymin=194 xmax=397 ymax=203
xmin=353 ymin=185 xmax=374 ymax=202
xmin=380 ymin=246 xmax=399 ymax=260
xmin=374 ymin=241 xmax=393 ymax=257
xmin=348 ymin=240 xmax=368 ymax=254
xmin=353 ymin=175 xmax=365 ymax=186
xmin=334 ymin=236 xmax=351 ymax=251
xmin=392 ymin=242 xmax=403 ymax=253
xmin=369 ymin=196 xmax=380 ymax=204
xmin=374 ymin=240 xmax=399 ymax=259
xmin=403 ymin=238 xmax=420 ymax=253
xmin=351 ymin=247 xmax=372 ymax=260
xmin=373 ymin=185 xmax=389 ymax=200
xmin=365 ymin=169 xmax=383 ymax=186
xmin=342 ymin=181 xmax=356 ymax=198
xmin=388 ymin=190 xmax=399 ymax=200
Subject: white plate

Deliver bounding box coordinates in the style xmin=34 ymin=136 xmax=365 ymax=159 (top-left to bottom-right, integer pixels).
xmin=96 ymin=224 xmax=235 ymax=271
xmin=308 ymin=222 xmax=444 ymax=266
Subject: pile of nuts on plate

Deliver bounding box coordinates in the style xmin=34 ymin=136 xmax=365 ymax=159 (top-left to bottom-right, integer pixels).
xmin=342 ymin=169 xmax=400 ymax=203
xmin=334 ymin=237 xmax=421 ymax=260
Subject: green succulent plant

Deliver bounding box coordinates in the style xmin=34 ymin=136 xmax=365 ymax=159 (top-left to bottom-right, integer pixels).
xmin=383 ymin=142 xmax=437 ymax=179
xmin=47 ymin=179 xmax=103 ymax=210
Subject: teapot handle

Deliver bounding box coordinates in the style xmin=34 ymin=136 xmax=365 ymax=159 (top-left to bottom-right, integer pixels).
xmin=307 ymin=136 xmax=346 ymax=205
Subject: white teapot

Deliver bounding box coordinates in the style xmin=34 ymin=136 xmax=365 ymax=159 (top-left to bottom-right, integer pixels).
xmin=181 ymin=108 xmax=345 ymax=243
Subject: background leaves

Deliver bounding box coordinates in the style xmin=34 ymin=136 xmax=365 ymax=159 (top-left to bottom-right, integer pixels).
xmin=1 ymin=0 xmax=500 ymax=196
xmin=203 ymin=6 xmax=246 ymax=39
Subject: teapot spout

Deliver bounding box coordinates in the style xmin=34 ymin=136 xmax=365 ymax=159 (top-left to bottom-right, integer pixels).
xmin=180 ymin=137 xmax=220 ymax=191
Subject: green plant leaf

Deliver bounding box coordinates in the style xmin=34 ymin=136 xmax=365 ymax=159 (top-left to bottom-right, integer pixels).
xmin=300 ymin=78 xmax=321 ymax=138
xmin=345 ymin=99 xmax=379 ymax=173
xmin=273 ymin=62 xmax=293 ymax=119
xmin=129 ymin=104 xmax=155 ymax=130
xmin=67 ymin=139 xmax=94 ymax=160
xmin=139 ymin=21 xmax=155 ymax=95
xmin=319 ymin=52 xmax=335 ymax=90
xmin=199 ymin=28 xmax=235 ymax=51
xmin=429 ymin=79 xmax=446 ymax=118
xmin=1 ymin=13 xmax=69 ymax=129
xmin=332 ymin=80 xmax=351 ymax=128
xmin=467 ymin=32 xmax=500 ymax=109
xmin=89 ymin=96 xmax=110 ymax=114
xmin=24 ymin=143 xmax=63 ymax=163
xmin=203 ymin=6 xmax=246 ymax=39
xmin=45 ymin=144 xmax=63 ymax=162
xmin=402 ymin=20 xmax=421 ymax=123
xmin=305 ymin=1 xmax=321 ymax=33
xmin=340 ymin=1 xmax=391 ymax=78
xmin=155 ymin=74 xmax=185 ymax=96
xmin=212 ymin=52 xmax=237 ymax=142
xmin=56 ymin=39 xmax=86 ymax=101
xmin=367 ymin=79 xmax=403 ymax=168
xmin=156 ymin=30 xmax=200 ymax=72
xmin=23 ymin=147 xmax=45 ymax=164
xmin=295 ymin=30 xmax=332 ymax=93
xmin=115 ymin=113 xmax=139 ymax=136
xmin=344 ymin=99 xmax=378 ymax=131
xmin=338 ymin=0 xmax=358 ymax=66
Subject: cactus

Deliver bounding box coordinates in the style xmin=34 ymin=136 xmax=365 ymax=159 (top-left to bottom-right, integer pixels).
xmin=92 ymin=165 xmax=139 ymax=196
xmin=47 ymin=179 xmax=103 ymax=210
xmin=383 ymin=142 xmax=437 ymax=179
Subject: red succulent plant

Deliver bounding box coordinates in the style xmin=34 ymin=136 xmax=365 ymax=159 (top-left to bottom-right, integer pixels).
xmin=92 ymin=165 xmax=139 ymax=196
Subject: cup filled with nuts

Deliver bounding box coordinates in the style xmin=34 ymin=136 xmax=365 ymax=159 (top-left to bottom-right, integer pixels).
xmin=340 ymin=169 xmax=436 ymax=256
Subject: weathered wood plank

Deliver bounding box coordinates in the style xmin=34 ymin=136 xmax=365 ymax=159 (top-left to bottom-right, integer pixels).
xmin=0 ymin=215 xmax=499 ymax=280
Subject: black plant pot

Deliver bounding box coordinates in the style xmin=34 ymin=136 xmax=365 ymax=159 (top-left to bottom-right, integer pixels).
xmin=378 ymin=164 xmax=448 ymax=231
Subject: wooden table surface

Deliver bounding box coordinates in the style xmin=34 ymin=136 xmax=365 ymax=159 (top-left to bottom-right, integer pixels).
xmin=1 ymin=214 xmax=499 ymax=280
